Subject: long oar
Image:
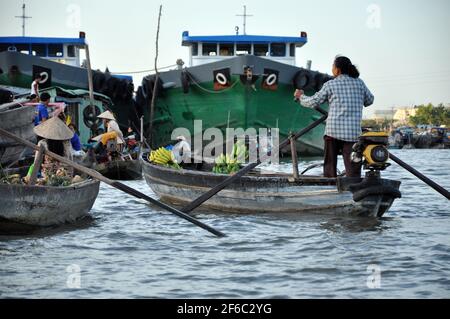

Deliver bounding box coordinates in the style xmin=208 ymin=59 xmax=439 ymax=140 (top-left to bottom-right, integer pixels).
xmin=181 ymin=108 xmax=328 ymax=213
xmin=0 ymin=128 xmax=225 ymax=237
xmin=389 ymin=153 xmax=450 ymax=200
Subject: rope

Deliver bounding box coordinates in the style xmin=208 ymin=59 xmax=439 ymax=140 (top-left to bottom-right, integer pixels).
xmin=186 ymin=72 xmax=239 ymax=94
xmin=111 ymin=64 xmax=177 ymax=75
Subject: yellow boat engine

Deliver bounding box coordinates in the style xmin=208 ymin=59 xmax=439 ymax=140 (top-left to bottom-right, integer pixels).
xmin=351 ymin=132 xmax=390 ymax=171
xmin=346 ymin=132 xmax=402 ymax=216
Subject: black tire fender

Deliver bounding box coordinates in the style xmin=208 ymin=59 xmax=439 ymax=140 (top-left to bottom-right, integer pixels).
xmin=353 ymin=185 xmax=402 ymax=202
xmin=293 ymin=69 xmax=313 ymax=90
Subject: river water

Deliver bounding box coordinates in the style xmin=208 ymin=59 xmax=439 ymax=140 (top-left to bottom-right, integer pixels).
xmin=0 ymin=149 xmax=449 ymax=298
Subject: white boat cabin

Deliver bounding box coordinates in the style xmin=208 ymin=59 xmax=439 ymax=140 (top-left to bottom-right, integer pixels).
xmin=182 ymin=31 xmax=308 ymax=67
xmin=0 ymin=34 xmax=86 ymax=67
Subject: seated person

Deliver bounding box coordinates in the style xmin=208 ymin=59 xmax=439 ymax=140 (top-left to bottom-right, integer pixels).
xmin=68 ymin=123 xmax=86 ymax=157
xmin=93 ymin=131 xmax=119 ymax=163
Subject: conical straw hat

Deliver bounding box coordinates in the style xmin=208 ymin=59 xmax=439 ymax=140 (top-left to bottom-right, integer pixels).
xmin=97 ymin=110 xmax=116 ymax=121
xmin=33 ymin=117 xmax=74 ymax=141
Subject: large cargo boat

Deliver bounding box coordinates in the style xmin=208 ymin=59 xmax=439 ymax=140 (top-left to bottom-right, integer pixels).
xmin=136 ymin=30 xmax=333 ymax=156
xmin=0 ymin=34 xmax=136 ymax=130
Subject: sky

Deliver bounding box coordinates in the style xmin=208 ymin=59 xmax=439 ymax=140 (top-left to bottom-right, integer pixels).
xmin=1 ymin=0 xmax=449 ymax=117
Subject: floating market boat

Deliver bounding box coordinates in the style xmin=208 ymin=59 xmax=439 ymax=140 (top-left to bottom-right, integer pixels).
xmin=136 ymin=27 xmax=333 ymax=156
xmin=141 ymin=156 xmax=402 ymax=218
xmin=0 ymin=177 xmax=100 ymax=226
xmin=0 ymin=95 xmax=36 ymax=165
xmin=94 ymin=159 xmax=142 ymax=181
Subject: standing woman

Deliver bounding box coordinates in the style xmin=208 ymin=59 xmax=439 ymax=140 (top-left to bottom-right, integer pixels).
xmin=31 ymin=74 xmax=42 ymax=98
xmin=294 ymin=56 xmax=374 ymax=178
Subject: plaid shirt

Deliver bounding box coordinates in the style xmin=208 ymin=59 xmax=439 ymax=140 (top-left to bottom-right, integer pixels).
xmin=300 ymin=74 xmax=374 ymax=142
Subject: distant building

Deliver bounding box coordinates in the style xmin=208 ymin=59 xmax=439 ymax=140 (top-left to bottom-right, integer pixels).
xmin=371 ymin=109 xmax=395 ymax=122
xmin=393 ymin=107 xmax=418 ymax=125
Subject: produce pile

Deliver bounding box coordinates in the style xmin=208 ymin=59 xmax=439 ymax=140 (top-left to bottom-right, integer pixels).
xmin=0 ymin=167 xmax=83 ymax=186
xmin=0 ymin=173 xmax=22 ymax=185
xmin=213 ymin=141 xmax=248 ymax=175
xmin=149 ymin=147 xmax=181 ymax=170
xmin=46 ymin=168 xmax=73 ymax=187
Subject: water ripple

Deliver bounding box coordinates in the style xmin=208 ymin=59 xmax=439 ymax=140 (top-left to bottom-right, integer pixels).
xmin=0 ymin=149 xmax=449 ymax=298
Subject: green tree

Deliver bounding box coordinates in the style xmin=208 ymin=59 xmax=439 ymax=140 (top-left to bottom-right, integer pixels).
xmin=409 ymin=103 xmax=450 ymax=127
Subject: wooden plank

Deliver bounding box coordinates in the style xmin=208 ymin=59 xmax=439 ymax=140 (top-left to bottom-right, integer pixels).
xmin=28 ymin=144 xmax=45 ymax=185
xmin=290 ymin=135 xmax=300 ymax=180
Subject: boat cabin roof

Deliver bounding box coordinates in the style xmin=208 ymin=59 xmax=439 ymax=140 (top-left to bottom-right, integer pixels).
xmin=0 ymin=36 xmax=86 ymax=45
xmin=182 ymin=31 xmax=307 ymax=47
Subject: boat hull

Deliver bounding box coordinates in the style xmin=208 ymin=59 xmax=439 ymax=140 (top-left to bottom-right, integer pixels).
xmin=141 ymin=158 xmax=401 ymax=217
xmin=95 ymin=160 xmax=142 ymax=180
xmin=0 ymin=105 xmax=36 ymax=165
xmin=0 ymin=180 xmax=100 ymax=226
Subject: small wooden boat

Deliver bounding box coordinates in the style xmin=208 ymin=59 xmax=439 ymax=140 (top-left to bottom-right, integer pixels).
xmin=0 ymin=102 xmax=35 ymax=165
xmin=95 ymin=159 xmax=142 ymax=180
xmin=142 ymin=155 xmax=401 ymax=217
xmin=0 ymin=178 xmax=100 ymax=226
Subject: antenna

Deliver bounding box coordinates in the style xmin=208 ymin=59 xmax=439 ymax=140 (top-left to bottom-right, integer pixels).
xmin=236 ymin=5 xmax=253 ymax=35
xmin=15 ymin=1 xmax=32 ymax=37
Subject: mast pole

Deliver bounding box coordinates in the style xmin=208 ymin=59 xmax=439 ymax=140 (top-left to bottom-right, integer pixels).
xmin=236 ymin=5 xmax=253 ymax=35
xmin=15 ymin=2 xmax=32 ymax=37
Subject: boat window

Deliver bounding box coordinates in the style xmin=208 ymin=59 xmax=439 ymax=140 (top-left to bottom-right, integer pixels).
xmin=254 ymin=44 xmax=269 ymax=57
xmin=219 ymin=43 xmax=234 ymax=56
xmin=67 ymin=45 xmax=76 ymax=57
xmin=6 ymin=44 xmax=30 ymax=54
xmin=0 ymin=44 xmax=10 ymax=52
xmin=236 ymin=44 xmax=251 ymax=55
xmin=32 ymin=44 xmax=46 ymax=57
xmin=48 ymin=44 xmax=64 ymax=57
xmin=202 ymin=43 xmax=217 ymax=56
xmin=270 ymin=43 xmax=286 ymax=57
xmin=191 ymin=43 xmax=198 ymax=56
xmin=290 ymin=43 xmax=296 ymax=57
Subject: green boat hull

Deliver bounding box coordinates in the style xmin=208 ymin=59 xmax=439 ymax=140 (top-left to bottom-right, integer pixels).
xmin=149 ymin=78 xmax=326 ymax=156
xmin=138 ymin=55 xmax=330 ymax=156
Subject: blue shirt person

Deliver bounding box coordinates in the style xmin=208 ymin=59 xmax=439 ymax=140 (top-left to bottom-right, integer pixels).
xmin=70 ymin=132 xmax=82 ymax=151
xmin=68 ymin=123 xmax=82 ymax=151
xmin=34 ymin=92 xmax=51 ymax=126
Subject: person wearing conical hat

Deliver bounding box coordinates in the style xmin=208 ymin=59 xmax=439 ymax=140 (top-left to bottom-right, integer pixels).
xmin=28 ymin=117 xmax=75 ymax=183
xmin=97 ymin=110 xmax=125 ymax=148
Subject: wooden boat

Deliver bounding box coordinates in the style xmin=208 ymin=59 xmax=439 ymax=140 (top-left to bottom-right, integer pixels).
xmin=95 ymin=159 xmax=142 ymax=180
xmin=0 ymin=101 xmax=35 ymax=165
xmin=0 ymin=178 xmax=100 ymax=226
xmin=142 ymin=156 xmax=402 ymax=217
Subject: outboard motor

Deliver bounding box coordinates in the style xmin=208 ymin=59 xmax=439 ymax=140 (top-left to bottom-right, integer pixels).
xmin=351 ymin=132 xmax=390 ymax=172
xmin=347 ymin=132 xmax=401 ymax=213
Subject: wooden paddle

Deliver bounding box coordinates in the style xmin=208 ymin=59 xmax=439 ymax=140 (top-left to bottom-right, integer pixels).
xmin=0 ymin=127 xmax=225 ymax=237
xmin=181 ymin=108 xmax=328 ymax=213
xmin=389 ymin=153 xmax=450 ymax=200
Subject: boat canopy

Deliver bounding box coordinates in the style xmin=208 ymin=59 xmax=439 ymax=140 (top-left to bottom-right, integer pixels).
xmin=182 ymin=32 xmax=307 ymax=46
xmin=0 ymin=36 xmax=86 ymax=67
xmin=181 ymin=31 xmax=307 ymax=67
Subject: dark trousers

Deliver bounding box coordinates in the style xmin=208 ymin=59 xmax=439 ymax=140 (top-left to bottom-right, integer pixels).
xmin=323 ymin=135 xmax=361 ymax=178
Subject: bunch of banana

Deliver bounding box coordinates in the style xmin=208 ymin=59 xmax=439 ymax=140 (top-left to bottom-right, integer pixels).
xmin=148 ymin=147 xmax=181 ymax=170
xmin=213 ymin=148 xmax=242 ymax=175
xmin=232 ymin=140 xmax=248 ymax=163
